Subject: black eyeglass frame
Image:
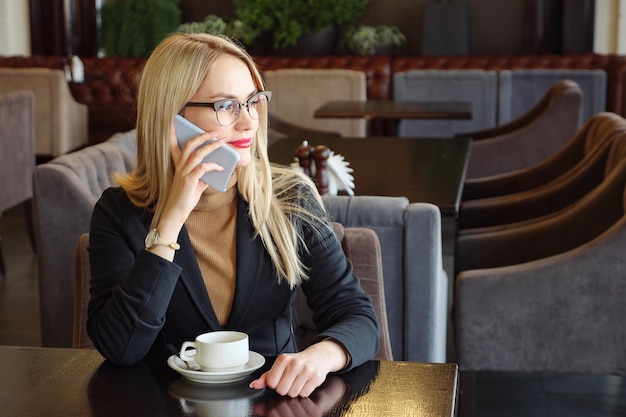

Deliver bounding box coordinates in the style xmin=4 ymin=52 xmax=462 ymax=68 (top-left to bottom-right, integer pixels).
xmin=184 ymin=91 xmax=272 ymax=126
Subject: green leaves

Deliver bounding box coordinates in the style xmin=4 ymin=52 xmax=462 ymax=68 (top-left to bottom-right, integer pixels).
xmin=177 ymin=15 xmax=258 ymax=46
xmin=343 ymin=25 xmax=406 ymax=55
xmin=100 ymin=0 xmax=182 ymax=57
xmin=235 ymin=0 xmax=369 ymax=50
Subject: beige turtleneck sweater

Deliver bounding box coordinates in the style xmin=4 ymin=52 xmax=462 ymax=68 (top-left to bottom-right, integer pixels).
xmin=185 ymin=173 xmax=238 ymax=326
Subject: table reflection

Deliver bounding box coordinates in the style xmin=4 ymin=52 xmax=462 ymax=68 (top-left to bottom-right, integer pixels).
xmin=168 ymin=379 xmax=263 ymax=416
xmin=87 ymin=358 xmax=380 ymax=417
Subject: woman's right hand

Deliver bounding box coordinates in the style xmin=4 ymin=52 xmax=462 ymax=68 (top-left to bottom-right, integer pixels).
xmin=145 ymin=124 xmax=227 ymax=260
xmin=166 ymin=124 xmax=227 ymax=222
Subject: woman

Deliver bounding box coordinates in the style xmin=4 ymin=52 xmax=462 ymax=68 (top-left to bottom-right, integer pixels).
xmin=87 ymin=32 xmax=379 ymax=398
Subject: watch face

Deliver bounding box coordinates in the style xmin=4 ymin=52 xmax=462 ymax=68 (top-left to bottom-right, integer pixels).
xmin=145 ymin=229 xmax=158 ymax=249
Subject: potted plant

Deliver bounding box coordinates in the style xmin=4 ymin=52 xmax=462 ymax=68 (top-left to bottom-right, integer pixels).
xmin=100 ymin=0 xmax=182 ymax=57
xmin=234 ymin=0 xmax=369 ymax=55
xmin=343 ymin=25 xmax=406 ymax=55
xmin=177 ymin=14 xmax=257 ymax=47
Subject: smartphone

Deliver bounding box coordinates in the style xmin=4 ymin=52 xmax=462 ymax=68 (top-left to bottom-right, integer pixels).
xmin=174 ymin=114 xmax=240 ymax=192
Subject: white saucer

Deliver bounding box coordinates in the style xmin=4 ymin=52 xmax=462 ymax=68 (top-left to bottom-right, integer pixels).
xmin=168 ymin=378 xmax=263 ymax=401
xmin=167 ymin=351 xmax=265 ymax=384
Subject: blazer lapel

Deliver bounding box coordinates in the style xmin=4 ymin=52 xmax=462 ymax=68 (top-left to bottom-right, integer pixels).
xmin=174 ymin=225 xmax=222 ymax=329
xmin=226 ymin=198 xmax=267 ymax=329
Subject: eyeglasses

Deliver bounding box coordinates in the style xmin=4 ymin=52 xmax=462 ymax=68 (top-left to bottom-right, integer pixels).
xmin=185 ymin=91 xmax=272 ymax=127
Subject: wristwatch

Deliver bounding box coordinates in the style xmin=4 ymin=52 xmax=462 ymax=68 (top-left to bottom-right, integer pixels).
xmin=144 ymin=229 xmax=180 ymax=250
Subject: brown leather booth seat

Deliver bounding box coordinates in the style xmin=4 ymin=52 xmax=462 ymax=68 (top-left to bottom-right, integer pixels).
xmin=391 ymin=54 xmax=613 ymax=71
xmin=70 ymin=57 xmax=145 ymax=143
xmin=0 ymin=55 xmax=146 ymax=145
xmin=255 ymin=55 xmax=392 ymax=101
xmin=3 ymin=53 xmax=626 ymax=144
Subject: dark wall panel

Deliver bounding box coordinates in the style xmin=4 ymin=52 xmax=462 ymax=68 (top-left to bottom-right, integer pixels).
xmin=29 ymin=0 xmax=595 ymax=57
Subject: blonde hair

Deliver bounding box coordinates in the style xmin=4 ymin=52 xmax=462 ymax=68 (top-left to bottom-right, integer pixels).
xmin=117 ymin=32 xmax=326 ymax=287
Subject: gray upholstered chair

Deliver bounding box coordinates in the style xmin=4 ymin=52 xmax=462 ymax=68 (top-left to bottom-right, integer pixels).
xmin=75 ymin=224 xmax=394 ymax=362
xmin=322 ymin=195 xmax=448 ymax=363
xmin=458 ymin=80 xmax=583 ymax=181
xmin=455 ymin=136 xmax=626 ymax=374
xmin=462 ymin=111 xmax=622 ymax=201
xmin=393 ymin=69 xmax=498 ymax=138
xmin=0 ymin=90 xmax=35 ymax=275
xmin=458 ymin=114 xmax=626 ymax=230
xmin=33 ymin=130 xmax=137 ymax=347
xmin=292 ymin=222 xmax=392 ymax=361
xmin=498 ymin=68 xmax=606 ymax=124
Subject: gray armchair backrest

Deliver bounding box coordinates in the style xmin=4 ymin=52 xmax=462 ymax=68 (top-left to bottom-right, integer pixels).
xmin=33 ymin=129 xmax=137 ymax=347
xmin=393 ymin=69 xmax=498 ymax=137
xmin=322 ymin=195 xmax=448 ymax=362
xmin=0 ymin=90 xmax=35 ymax=212
xmin=498 ymin=69 xmax=606 ymax=123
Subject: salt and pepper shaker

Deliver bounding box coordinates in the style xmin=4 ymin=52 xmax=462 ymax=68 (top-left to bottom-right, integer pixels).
xmin=295 ymin=140 xmax=331 ymax=196
xmin=312 ymin=145 xmax=330 ymax=196
xmin=296 ymin=141 xmax=313 ymax=177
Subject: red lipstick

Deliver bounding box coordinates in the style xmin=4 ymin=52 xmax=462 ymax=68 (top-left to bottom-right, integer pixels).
xmin=229 ymin=138 xmax=252 ymax=149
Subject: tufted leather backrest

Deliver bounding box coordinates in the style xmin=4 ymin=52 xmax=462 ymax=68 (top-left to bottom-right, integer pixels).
xmin=256 ymin=55 xmax=392 ymax=101
xmin=391 ymin=54 xmax=613 ymax=73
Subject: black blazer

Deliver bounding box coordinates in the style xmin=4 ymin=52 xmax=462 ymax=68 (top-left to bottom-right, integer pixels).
xmin=87 ymin=187 xmax=379 ymax=369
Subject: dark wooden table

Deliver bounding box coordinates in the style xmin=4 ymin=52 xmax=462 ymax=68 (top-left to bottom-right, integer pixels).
xmin=0 ymin=345 xmax=459 ymax=417
xmin=7 ymin=346 xmax=619 ymax=417
xmin=314 ymin=100 xmax=472 ymax=136
xmin=269 ymin=136 xmax=472 ymax=217
xmin=314 ymin=100 xmax=473 ymax=121
xmin=458 ymin=370 xmax=626 ymax=417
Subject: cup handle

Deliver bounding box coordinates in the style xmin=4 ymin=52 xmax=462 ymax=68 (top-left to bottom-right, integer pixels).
xmin=179 ymin=341 xmax=197 ymax=362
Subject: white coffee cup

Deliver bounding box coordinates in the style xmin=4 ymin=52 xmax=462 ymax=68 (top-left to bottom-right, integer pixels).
xmin=179 ymin=331 xmax=249 ymax=372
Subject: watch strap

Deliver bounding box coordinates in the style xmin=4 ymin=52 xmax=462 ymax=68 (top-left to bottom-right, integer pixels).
xmin=157 ymin=237 xmax=180 ymax=250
